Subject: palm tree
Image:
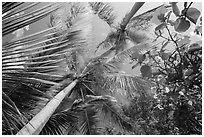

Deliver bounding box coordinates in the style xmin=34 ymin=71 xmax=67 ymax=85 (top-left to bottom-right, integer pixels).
xmin=2 ymin=2 xmax=161 ymax=135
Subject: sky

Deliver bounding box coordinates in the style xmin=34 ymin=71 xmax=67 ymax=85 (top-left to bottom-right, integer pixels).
xmin=2 ymin=2 xmax=202 ymax=75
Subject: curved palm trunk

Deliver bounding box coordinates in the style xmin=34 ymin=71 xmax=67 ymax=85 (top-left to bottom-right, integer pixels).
xmin=97 ymin=2 xmax=145 ymax=58
xmin=16 ymin=79 xmax=78 ymax=135
xmin=121 ymin=2 xmax=144 ymax=30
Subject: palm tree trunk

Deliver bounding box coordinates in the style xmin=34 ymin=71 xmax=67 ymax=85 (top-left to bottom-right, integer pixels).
xmin=120 ymin=2 xmax=144 ymax=30
xmin=16 ymin=79 xmax=78 ymax=135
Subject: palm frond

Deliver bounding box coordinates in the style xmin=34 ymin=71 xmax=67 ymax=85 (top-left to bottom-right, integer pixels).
xmin=103 ymin=73 xmax=152 ymax=98
xmin=2 ymin=28 xmax=84 ymax=99
xmin=69 ymin=95 xmax=133 ymax=134
xmin=2 ymin=2 xmax=63 ymax=36
xmin=95 ymin=23 xmax=151 ymax=56
xmin=2 ymin=110 xmax=25 ymax=135
xmin=99 ymin=95 xmax=133 ymax=132
xmin=2 ymin=2 xmax=24 ymax=15
xmin=2 ymin=82 xmax=50 ymax=134
xmin=71 ymin=103 xmax=101 ymax=135
xmin=69 ymin=95 xmax=109 ymax=135
xmin=95 ymin=31 xmax=118 ymax=52
xmin=106 ymin=42 xmax=151 ymax=63
xmin=40 ymin=110 xmax=78 ymax=135
xmin=48 ymin=2 xmax=93 ymax=73
xmin=2 ymin=2 xmax=91 ymax=134
xmin=2 ymin=91 xmax=28 ymax=135
xmin=89 ymin=2 xmax=116 ymax=26
xmin=95 ymin=27 xmax=128 ymax=55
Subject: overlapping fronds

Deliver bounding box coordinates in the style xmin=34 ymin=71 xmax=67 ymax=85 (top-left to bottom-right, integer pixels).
xmin=89 ymin=2 xmax=116 ymax=26
xmin=2 ymin=2 xmax=63 ymax=36
xmin=99 ymin=95 xmax=133 ymax=132
xmin=69 ymin=96 xmax=102 ymax=135
xmin=95 ymin=31 xmax=118 ymax=51
xmin=103 ymin=73 xmax=152 ymax=98
xmin=78 ymin=107 xmax=102 ymax=135
xmin=48 ymin=2 xmax=93 ymax=73
xmin=70 ymin=95 xmax=132 ymax=134
xmin=95 ymin=29 xmax=127 ymax=54
xmin=2 ymin=27 xmax=86 ymax=91
xmin=2 ymin=2 xmax=91 ymax=135
xmin=40 ymin=110 xmax=78 ymax=135
xmin=95 ymin=26 xmax=151 ymax=57
xmin=2 ymin=92 xmax=28 ymax=135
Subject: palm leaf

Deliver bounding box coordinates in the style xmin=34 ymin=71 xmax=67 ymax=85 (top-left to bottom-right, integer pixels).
xmin=70 ymin=95 xmax=105 ymax=135
xmin=2 ymin=82 xmax=50 ymax=134
xmin=95 ymin=23 xmax=150 ymax=56
xmin=99 ymin=95 xmax=133 ymax=132
xmin=103 ymin=73 xmax=152 ymax=98
xmin=2 ymin=2 xmax=91 ymax=134
xmin=2 ymin=2 xmax=63 ymax=36
xmin=71 ymin=95 xmax=133 ymax=134
xmin=78 ymin=107 xmax=102 ymax=135
xmin=2 ymin=2 xmax=24 ymax=15
xmin=2 ymin=110 xmax=25 ymax=135
xmin=89 ymin=2 xmax=116 ymax=26
xmin=94 ymin=26 xmax=128 ymax=55
xmin=70 ymin=97 xmax=102 ymax=135
xmin=96 ymin=4 xmax=168 ymax=56
xmin=40 ymin=110 xmax=78 ymax=135
xmin=94 ymin=2 xmax=145 ymax=54
xmin=48 ymin=2 xmax=93 ymax=73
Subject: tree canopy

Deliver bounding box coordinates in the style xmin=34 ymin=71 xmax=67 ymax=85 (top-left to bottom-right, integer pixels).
xmin=2 ymin=2 xmax=202 ymax=135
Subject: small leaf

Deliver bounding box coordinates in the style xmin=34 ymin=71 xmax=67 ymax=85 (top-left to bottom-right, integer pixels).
xmin=171 ymin=3 xmax=180 ymax=16
xmin=140 ymin=65 xmax=152 ymax=78
xmin=194 ymin=26 xmax=202 ymax=35
xmin=155 ymin=22 xmax=167 ymax=31
xmin=188 ymin=43 xmax=201 ymax=53
xmin=157 ymin=14 xmax=166 ymax=22
xmin=160 ymin=52 xmax=171 ymax=60
xmin=186 ymin=8 xmax=201 ymax=24
xmin=168 ymin=20 xmax=175 ymax=26
xmin=174 ymin=18 xmax=190 ymax=32
xmin=131 ymin=51 xmax=140 ymax=61
xmin=177 ymin=35 xmax=191 ymax=47
xmin=150 ymin=5 xmax=168 ymax=25
xmin=165 ymin=11 xmax=172 ymax=20
xmin=138 ymin=54 xmax=146 ymax=64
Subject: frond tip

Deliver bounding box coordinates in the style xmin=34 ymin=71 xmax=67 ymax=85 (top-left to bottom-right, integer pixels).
xmin=103 ymin=73 xmax=152 ymax=98
xmin=89 ymin=2 xmax=116 ymax=26
xmin=40 ymin=110 xmax=78 ymax=135
xmin=2 ymin=2 xmax=63 ymax=36
xmin=100 ymin=95 xmax=133 ymax=132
